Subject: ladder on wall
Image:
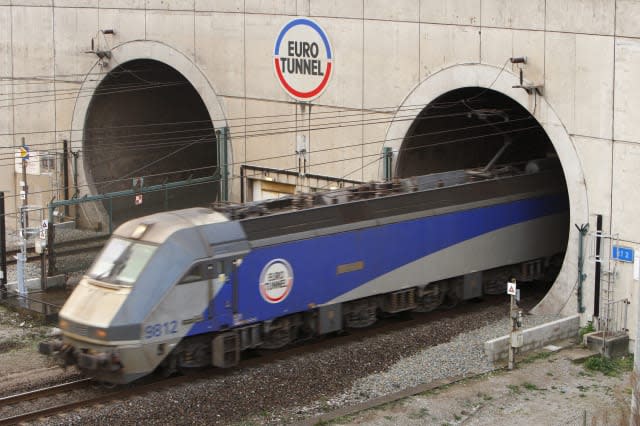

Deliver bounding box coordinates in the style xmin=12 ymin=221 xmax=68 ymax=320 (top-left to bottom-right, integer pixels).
xmin=590 ymin=230 xmax=629 ymax=341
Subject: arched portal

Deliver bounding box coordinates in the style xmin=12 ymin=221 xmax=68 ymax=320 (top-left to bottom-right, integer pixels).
xmin=385 ymin=64 xmax=588 ymax=316
xmin=70 ymin=41 xmax=228 ymax=227
xmin=398 ymin=87 xmax=555 ymax=177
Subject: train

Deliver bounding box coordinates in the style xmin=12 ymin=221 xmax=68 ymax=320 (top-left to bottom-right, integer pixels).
xmin=39 ymin=158 xmax=569 ymax=384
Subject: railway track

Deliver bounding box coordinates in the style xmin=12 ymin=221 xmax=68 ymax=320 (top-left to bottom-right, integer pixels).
xmin=0 ymin=374 xmax=197 ymax=425
xmin=0 ymin=287 xmax=549 ymax=424
xmin=0 ymin=313 xmax=433 ymax=425
xmin=0 ymin=378 xmax=96 ymax=425
xmin=4 ymin=235 xmax=109 ymax=266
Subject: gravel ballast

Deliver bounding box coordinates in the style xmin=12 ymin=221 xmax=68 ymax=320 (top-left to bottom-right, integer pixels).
xmin=26 ymin=303 xmax=560 ymax=425
xmin=1 ymin=227 xmax=571 ymax=425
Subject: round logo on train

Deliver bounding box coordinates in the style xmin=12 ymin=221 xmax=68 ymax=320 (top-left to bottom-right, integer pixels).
xmin=259 ymin=259 xmax=294 ymax=304
xmin=273 ymin=18 xmax=333 ymax=101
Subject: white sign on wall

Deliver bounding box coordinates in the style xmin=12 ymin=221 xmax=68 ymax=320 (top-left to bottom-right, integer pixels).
xmin=273 ymin=18 xmax=333 ymax=101
xmin=14 ymin=149 xmax=40 ymax=175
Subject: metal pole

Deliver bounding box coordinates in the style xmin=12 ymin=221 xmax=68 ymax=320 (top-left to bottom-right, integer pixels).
xmin=164 ymin=186 xmax=169 ymax=211
xmin=40 ymin=244 xmax=46 ymax=290
xmin=507 ymin=278 xmax=521 ymax=370
xmin=62 ymin=139 xmax=69 ymax=217
xmin=576 ymin=224 xmax=588 ymax=313
xmin=72 ymin=150 xmax=79 ymax=223
xmin=508 ymin=291 xmax=516 ymax=370
xmin=0 ymin=192 xmax=7 ymax=299
xmin=633 ymin=289 xmax=640 ymax=424
xmin=240 ymin=165 xmax=245 ymax=203
xmin=20 ymin=137 xmax=28 ymax=228
xmin=219 ymin=127 xmax=228 ymax=202
xmin=17 ymin=138 xmax=28 ymax=299
xmin=47 ymin=222 xmax=56 ymax=276
xmin=594 ymin=215 xmax=603 ymax=321
xmin=383 ymin=147 xmax=393 ymax=182
xmin=17 ymin=207 xmax=27 ymax=298
xmin=108 ymin=197 xmax=113 ymax=234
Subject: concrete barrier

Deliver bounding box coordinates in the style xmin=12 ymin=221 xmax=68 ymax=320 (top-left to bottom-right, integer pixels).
xmin=484 ymin=314 xmax=580 ymax=362
xmin=6 ymin=274 xmax=67 ymax=292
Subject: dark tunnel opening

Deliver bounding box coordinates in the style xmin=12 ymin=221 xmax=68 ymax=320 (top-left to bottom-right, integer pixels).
xmin=398 ymin=87 xmax=570 ymax=298
xmin=398 ymin=87 xmax=555 ymax=176
xmin=83 ymin=59 xmax=219 ymax=227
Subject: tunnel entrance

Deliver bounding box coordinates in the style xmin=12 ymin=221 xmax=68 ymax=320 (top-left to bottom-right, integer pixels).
xmin=397 ymin=87 xmax=570 ymax=302
xmin=398 ymin=87 xmax=554 ymax=176
xmin=83 ymin=59 xmax=218 ymax=226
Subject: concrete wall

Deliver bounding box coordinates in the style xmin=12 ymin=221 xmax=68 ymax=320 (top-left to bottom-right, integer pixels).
xmin=484 ymin=314 xmax=581 ymax=362
xmin=0 ymin=1 xmax=639 ymax=346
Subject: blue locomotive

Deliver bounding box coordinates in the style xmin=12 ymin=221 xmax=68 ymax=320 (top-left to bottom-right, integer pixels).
xmin=40 ymin=159 xmax=568 ymax=383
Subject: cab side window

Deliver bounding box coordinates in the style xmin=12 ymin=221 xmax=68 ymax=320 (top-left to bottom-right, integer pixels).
xmin=179 ymin=264 xmax=204 ymax=284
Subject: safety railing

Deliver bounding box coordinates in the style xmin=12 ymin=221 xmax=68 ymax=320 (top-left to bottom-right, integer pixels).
xmin=600 ymin=298 xmax=630 ymax=337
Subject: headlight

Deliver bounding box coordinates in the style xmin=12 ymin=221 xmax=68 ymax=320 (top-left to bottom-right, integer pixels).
xmin=92 ymin=328 xmax=108 ymax=340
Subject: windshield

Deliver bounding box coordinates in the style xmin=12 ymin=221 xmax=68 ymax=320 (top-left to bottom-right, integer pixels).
xmin=87 ymin=237 xmax=157 ymax=285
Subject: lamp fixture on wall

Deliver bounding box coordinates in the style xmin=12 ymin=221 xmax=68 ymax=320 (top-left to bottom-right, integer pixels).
xmin=510 ymin=56 xmax=543 ymax=96
xmin=86 ymin=29 xmax=116 ymax=65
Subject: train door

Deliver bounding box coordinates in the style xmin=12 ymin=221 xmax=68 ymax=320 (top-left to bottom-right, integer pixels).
xmin=210 ymin=257 xmax=235 ymax=328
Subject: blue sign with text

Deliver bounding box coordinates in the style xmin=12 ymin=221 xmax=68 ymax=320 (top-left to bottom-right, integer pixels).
xmin=612 ymin=246 xmax=634 ymax=262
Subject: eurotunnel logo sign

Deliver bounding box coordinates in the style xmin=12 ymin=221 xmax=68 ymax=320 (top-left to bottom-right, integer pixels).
xmin=259 ymin=259 xmax=294 ymax=303
xmin=273 ymin=18 xmax=333 ymax=101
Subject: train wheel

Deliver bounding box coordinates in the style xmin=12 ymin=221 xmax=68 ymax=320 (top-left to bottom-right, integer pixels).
xmin=158 ymin=352 xmax=179 ymax=378
xmin=483 ymin=279 xmax=506 ymax=295
xmin=441 ymin=287 xmax=460 ymax=309
xmin=344 ymin=299 xmax=378 ymax=328
xmin=262 ymin=318 xmax=294 ymax=349
xmin=262 ymin=328 xmax=292 ymax=349
xmin=414 ymin=283 xmax=446 ymax=312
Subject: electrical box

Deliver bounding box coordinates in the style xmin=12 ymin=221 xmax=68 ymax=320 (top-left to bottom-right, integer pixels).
xmin=511 ymin=330 xmax=523 ymax=348
xmin=463 ymin=272 xmax=482 ymax=300
xmin=212 ymin=332 xmax=239 ymax=368
xmin=35 ymin=238 xmax=46 ymax=254
xmin=318 ymin=304 xmax=342 ymax=334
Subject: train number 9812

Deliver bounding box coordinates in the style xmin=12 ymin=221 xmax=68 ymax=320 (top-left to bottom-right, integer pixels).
xmin=144 ymin=321 xmax=178 ymax=339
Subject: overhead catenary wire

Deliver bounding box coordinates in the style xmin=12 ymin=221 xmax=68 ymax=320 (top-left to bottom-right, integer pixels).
xmin=0 ymin=91 xmax=509 ymax=143
xmin=0 ymin=67 xmax=187 ymax=85
xmin=0 ymin=109 xmax=533 ymax=164
xmin=0 ymin=107 xmax=535 ymax=166
xmin=0 ymin=114 xmax=536 ymax=171
xmin=0 ymin=58 xmax=512 ymax=143
xmin=0 ymin=123 xmax=542 ymax=217
xmin=0 ymin=61 xmax=528 ymax=177
xmin=0 ymin=50 xmax=512 ymax=143
xmin=0 ymin=80 xmax=190 ymax=110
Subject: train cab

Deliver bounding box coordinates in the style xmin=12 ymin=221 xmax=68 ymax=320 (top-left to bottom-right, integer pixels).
xmin=40 ymin=208 xmax=249 ymax=383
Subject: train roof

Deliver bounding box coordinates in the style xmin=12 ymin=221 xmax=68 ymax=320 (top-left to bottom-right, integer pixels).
xmin=113 ymin=207 xmax=229 ymax=244
xmin=216 ymin=159 xmax=566 ymax=246
xmin=111 ymin=158 xmax=566 ymax=249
